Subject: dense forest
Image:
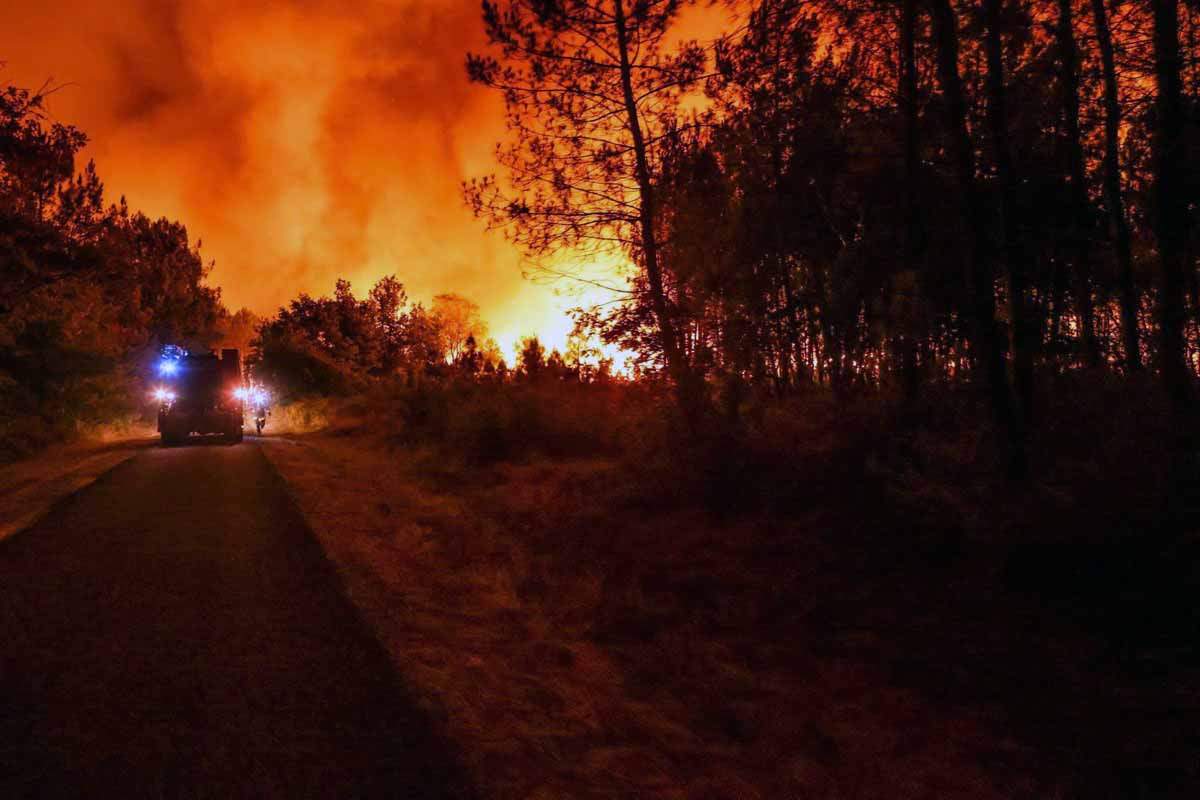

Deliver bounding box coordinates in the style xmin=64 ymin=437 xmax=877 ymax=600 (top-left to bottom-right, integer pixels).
xmin=2 ymin=85 xmax=195 ymax=453
xmin=229 ymin=0 xmax=1200 ymax=538
xmin=5 ymin=0 xmax=1200 ymax=485
xmin=465 ymin=0 xmax=1200 ymax=481
xmin=0 ymin=83 xmax=268 ymax=457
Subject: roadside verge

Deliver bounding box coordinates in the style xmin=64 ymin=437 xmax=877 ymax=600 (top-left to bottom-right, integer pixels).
xmin=0 ymin=437 xmax=154 ymax=542
xmin=259 ymin=431 xmax=1026 ymax=800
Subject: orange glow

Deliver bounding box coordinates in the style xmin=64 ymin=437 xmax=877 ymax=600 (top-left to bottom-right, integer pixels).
xmin=0 ymin=0 xmax=677 ymax=356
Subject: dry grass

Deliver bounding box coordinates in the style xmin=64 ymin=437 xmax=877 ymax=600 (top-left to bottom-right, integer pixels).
xmin=0 ymin=431 xmax=155 ymax=541
xmin=262 ymin=427 xmax=1050 ymax=799
xmin=265 ymin=396 xmax=342 ymax=434
xmin=257 ymin=374 xmax=1200 ymax=797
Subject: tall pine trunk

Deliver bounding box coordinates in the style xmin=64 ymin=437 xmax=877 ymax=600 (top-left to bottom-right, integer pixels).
xmin=898 ymin=0 xmax=923 ymax=404
xmin=1089 ymin=0 xmax=1140 ymax=371
xmin=1150 ymin=0 xmax=1195 ymax=517
xmin=1094 ymin=0 xmax=1137 ymax=371
xmin=1056 ymin=0 xmax=1101 ymax=368
xmin=983 ymin=0 xmax=1033 ymax=438
xmin=613 ymin=0 xmax=697 ymax=423
xmin=1151 ymin=0 xmax=1190 ymax=413
xmin=929 ymin=0 xmax=1018 ymax=467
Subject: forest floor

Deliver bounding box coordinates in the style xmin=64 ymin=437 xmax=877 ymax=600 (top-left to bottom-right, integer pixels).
xmin=261 ymin=413 xmax=1200 ymax=799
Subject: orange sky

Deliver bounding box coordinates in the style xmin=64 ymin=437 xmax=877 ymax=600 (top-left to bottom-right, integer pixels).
xmin=2 ymin=0 xmax=728 ymax=356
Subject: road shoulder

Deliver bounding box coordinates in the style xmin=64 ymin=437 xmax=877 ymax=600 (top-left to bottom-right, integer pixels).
xmin=0 ymin=437 xmax=154 ymax=542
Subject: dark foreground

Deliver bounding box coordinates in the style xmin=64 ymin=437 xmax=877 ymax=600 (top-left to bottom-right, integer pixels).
xmin=0 ymin=441 xmax=471 ymax=799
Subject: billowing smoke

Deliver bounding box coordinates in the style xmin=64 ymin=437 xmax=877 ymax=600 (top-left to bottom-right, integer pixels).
xmin=2 ymin=0 xmax=593 ymax=353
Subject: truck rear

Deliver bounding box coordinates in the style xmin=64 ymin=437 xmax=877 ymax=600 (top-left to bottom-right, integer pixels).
xmin=154 ymin=348 xmax=245 ymax=445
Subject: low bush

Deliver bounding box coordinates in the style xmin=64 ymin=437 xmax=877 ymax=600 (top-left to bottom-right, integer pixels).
xmin=344 ymin=377 xmax=660 ymax=465
xmin=273 ymin=366 xmax=1188 ymax=547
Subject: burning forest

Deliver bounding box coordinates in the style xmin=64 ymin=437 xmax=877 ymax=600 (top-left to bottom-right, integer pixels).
xmin=2 ymin=0 xmax=1200 ymax=797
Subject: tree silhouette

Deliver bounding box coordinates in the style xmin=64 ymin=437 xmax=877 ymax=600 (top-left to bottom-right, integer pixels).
xmin=2 ymin=80 xmax=226 ymax=454
xmin=466 ymin=0 xmax=708 ymax=418
xmin=432 ymin=293 xmax=488 ymax=363
xmin=1088 ymin=0 xmax=1141 ymax=371
xmin=1151 ymin=0 xmax=1191 ymax=416
xmin=518 ymin=335 xmax=547 ymax=379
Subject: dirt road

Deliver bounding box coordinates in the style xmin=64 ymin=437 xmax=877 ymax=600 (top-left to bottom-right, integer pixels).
xmin=0 ymin=441 xmax=472 ymax=799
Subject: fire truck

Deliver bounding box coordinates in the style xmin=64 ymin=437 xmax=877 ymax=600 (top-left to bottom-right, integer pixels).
xmin=152 ymin=347 xmax=245 ymax=445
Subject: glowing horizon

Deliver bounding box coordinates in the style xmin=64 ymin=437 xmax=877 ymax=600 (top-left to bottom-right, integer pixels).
xmin=2 ymin=0 xmax=739 ymax=365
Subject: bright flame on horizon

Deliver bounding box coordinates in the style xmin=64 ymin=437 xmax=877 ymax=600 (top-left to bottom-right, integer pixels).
xmin=0 ymin=0 xmax=717 ymax=370
xmin=487 ymin=253 xmax=635 ymax=372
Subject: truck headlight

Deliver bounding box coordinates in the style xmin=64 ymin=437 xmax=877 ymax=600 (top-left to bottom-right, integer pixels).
xmin=152 ymin=387 xmax=176 ymax=403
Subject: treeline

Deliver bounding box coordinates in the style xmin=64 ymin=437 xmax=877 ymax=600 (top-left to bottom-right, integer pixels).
xmin=252 ymin=277 xmax=638 ymax=468
xmin=467 ymin=0 xmax=1200 ymax=473
xmin=252 ymin=278 xmax=613 ymax=399
xmin=0 ymin=82 xmax=243 ymax=457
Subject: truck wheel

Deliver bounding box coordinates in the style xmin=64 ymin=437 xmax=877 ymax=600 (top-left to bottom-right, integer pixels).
xmin=227 ymin=426 xmax=244 ymax=444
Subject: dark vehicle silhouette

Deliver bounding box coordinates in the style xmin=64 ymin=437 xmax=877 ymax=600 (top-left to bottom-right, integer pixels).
xmin=154 ymin=348 xmax=245 ymax=446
